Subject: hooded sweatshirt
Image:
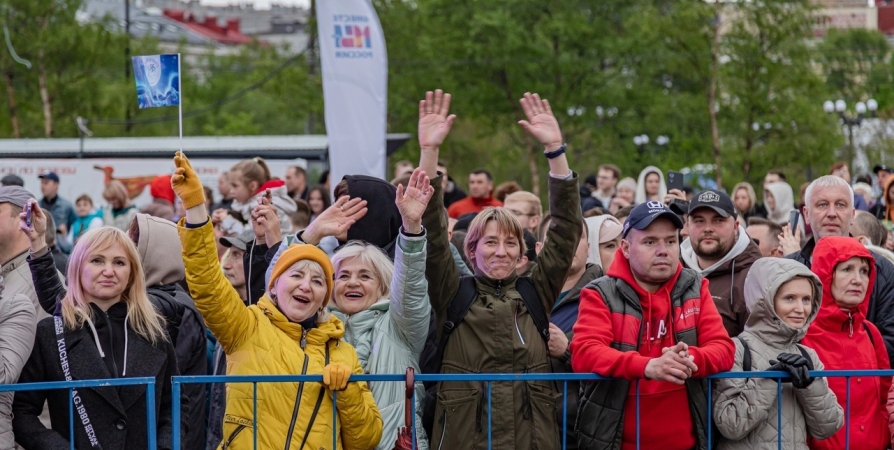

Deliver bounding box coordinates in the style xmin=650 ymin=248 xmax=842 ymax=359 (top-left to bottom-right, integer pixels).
xmin=634 ymin=166 xmax=667 ymax=205
xmin=681 ymin=225 xmax=762 ymax=336
xmin=571 ymin=249 xmax=735 ymax=450
xmin=230 ymin=179 xmax=297 ymax=234
xmin=713 ymin=258 xmax=843 ymax=449
xmin=764 ymin=181 xmax=795 ymax=225
xmin=344 ymin=175 xmax=403 ymax=258
xmin=801 ymin=236 xmax=891 ymax=450
xmin=585 ymin=215 xmax=622 ymax=269
xmin=134 ymin=213 xmax=209 ymax=450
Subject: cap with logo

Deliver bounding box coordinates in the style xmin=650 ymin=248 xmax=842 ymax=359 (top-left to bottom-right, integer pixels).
xmin=622 ymin=201 xmax=684 ymax=238
xmin=687 ymin=189 xmax=737 ymax=218
xmin=874 ymin=165 xmax=894 ymax=175
xmin=219 ymin=229 xmax=256 ymax=252
xmin=38 ymin=171 xmax=60 ymax=183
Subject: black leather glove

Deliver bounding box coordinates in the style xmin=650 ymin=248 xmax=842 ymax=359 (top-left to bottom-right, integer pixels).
xmin=767 ymin=352 xmax=814 ymax=389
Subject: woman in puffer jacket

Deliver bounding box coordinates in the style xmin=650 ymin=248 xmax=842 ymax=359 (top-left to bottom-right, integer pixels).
xmin=327 ymin=168 xmax=433 ymax=449
xmin=713 ymin=257 xmax=842 ymax=449
xmin=172 ymin=152 xmax=382 ymax=450
xmin=802 ymin=236 xmax=891 ymax=450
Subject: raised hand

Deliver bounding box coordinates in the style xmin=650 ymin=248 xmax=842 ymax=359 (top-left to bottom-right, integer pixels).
xmin=418 ymin=89 xmax=456 ymax=152
xmin=518 ymin=92 xmax=563 ymax=152
xmin=251 ymin=194 xmax=282 ymax=246
xmin=396 ymin=168 xmax=434 ymax=234
xmin=18 ymin=199 xmax=47 ymax=250
xmin=172 ymin=151 xmax=206 ymax=210
xmin=301 ymin=196 xmax=368 ymax=245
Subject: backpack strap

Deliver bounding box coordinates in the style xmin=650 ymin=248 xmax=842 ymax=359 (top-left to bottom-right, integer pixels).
xmin=735 ymin=336 xmax=751 ymax=372
xmin=442 ymin=276 xmax=479 ymax=344
xmin=516 ymin=277 xmax=550 ymax=343
xmin=863 ymin=321 xmax=875 ymax=347
xmin=794 ymin=344 xmax=815 ymax=370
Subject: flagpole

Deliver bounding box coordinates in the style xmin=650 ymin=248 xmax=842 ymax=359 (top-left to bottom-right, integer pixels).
xmin=178 ymin=53 xmax=183 ymax=155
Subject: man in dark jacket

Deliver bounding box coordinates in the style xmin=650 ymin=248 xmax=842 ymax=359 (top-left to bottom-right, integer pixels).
xmin=786 ymin=175 xmax=894 ymax=363
xmin=680 ymin=190 xmax=762 ymax=337
xmin=547 ymin=223 xmax=603 ymax=450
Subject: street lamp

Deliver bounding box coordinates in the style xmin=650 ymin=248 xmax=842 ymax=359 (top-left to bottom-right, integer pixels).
xmin=823 ymin=98 xmax=878 ymax=166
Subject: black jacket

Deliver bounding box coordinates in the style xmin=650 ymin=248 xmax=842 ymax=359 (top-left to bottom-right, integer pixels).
xmin=787 ymin=237 xmax=894 ymax=363
xmin=243 ymin=240 xmax=281 ymax=306
xmin=12 ymin=312 xmax=178 ymax=450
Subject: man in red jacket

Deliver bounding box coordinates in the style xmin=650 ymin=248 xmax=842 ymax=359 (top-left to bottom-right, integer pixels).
xmin=571 ymin=201 xmax=735 ymax=450
xmin=446 ymin=168 xmax=503 ymax=218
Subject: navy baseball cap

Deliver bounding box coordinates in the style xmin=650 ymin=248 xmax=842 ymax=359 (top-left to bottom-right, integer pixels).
xmin=622 ymin=201 xmax=684 ymax=238
xmin=38 ymin=171 xmax=60 ymax=182
xmin=688 ymin=189 xmax=736 ymax=218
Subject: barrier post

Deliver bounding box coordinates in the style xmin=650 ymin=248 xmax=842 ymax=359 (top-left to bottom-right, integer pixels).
xmin=146 ymin=382 xmax=157 ymax=450
xmin=253 ymin=382 xmax=258 ymax=450
xmin=776 ymin=377 xmax=782 ymax=450
xmin=845 ymin=377 xmax=851 ymax=450
xmin=171 ymin=379 xmax=181 ymax=450
xmin=68 ymin=388 xmax=75 ymax=450
xmin=487 ymin=381 xmax=492 ymax=450
xmin=333 ymin=389 xmax=338 ymax=450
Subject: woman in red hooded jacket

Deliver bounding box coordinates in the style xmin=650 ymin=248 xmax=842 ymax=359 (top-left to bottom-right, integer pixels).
xmin=801 ymin=236 xmax=891 ymax=450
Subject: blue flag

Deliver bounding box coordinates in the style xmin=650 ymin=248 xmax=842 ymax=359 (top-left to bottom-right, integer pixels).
xmin=132 ymin=54 xmax=180 ymax=109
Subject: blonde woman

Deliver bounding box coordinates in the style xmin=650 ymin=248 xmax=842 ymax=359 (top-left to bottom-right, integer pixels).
xmin=13 ymin=202 xmax=177 ymax=450
xmin=102 ymin=180 xmax=138 ymax=231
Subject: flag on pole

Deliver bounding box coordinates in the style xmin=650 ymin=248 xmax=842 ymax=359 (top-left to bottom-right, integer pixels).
xmin=317 ymin=0 xmax=388 ymax=187
xmin=132 ymin=54 xmax=181 ymax=109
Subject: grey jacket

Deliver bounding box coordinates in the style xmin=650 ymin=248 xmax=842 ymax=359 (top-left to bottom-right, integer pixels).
xmin=713 ymin=258 xmax=843 ymax=449
xmin=332 ymin=234 xmax=431 ymax=450
xmin=0 ymin=292 xmax=36 ymax=450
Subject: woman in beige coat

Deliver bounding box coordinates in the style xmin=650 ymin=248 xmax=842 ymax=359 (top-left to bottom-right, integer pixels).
xmin=713 ymin=257 xmax=842 ymax=449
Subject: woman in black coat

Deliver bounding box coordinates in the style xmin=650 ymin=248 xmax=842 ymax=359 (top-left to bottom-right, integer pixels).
xmin=12 ymin=202 xmax=178 ymax=450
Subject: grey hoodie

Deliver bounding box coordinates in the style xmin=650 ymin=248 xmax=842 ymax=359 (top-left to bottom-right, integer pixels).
xmin=713 ymin=258 xmax=843 ymax=449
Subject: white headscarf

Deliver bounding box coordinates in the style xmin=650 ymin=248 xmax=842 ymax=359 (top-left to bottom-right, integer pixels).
xmin=585 ymin=215 xmax=623 ymax=268
xmin=635 ymin=166 xmax=667 ymax=205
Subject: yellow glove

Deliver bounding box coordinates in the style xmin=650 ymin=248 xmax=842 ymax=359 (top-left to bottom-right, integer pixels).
xmin=322 ymin=363 xmax=352 ymax=391
xmin=171 ymin=151 xmax=206 ymax=209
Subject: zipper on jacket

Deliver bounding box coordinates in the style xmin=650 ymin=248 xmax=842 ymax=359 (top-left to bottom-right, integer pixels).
xmin=221 ymin=425 xmax=246 ymax=449
xmin=283 ymin=354 xmax=310 ymax=450
xmin=515 ymin=300 xmax=526 ymax=345
xmin=437 ymin=409 xmax=447 ymax=450
xmin=300 ymin=329 xmax=308 ymax=349
xmin=102 ymin=311 xmax=120 ymax=377
xmin=495 ymin=280 xmax=502 ymax=297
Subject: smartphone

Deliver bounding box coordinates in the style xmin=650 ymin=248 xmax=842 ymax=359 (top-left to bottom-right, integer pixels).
xmin=24 ymin=201 xmax=32 ymax=229
xmin=667 ymin=171 xmax=684 ymax=192
xmin=788 ymin=210 xmax=800 ymax=232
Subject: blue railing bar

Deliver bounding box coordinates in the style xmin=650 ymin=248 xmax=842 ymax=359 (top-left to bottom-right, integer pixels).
xmin=562 ymin=381 xmax=568 ymax=450
xmin=845 ymin=376 xmax=851 ymax=450
xmin=0 ymin=377 xmax=155 ymax=392
xmin=253 ymin=382 xmax=258 ymax=450
xmin=487 ymin=381 xmax=492 ymax=450
xmin=635 ymin=379 xmax=640 ymax=450
xmin=332 ymin=390 xmax=338 ymax=450
xmin=776 ymin=378 xmax=782 ymax=450
xmin=146 ymin=382 xmax=157 ymax=450
xmin=708 ymin=382 xmax=714 ymax=450
xmin=68 ymin=388 xmax=75 ymax=450
xmin=172 ymin=370 xmax=894 ymax=385
xmin=172 ymin=380 xmax=181 ymax=450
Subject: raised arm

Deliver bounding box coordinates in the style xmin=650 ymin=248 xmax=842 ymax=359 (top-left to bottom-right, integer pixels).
xmin=517 ymin=93 xmax=582 ymax=309
xmin=19 ymin=200 xmax=65 ymax=314
xmin=171 ymin=152 xmax=258 ymax=353
xmin=390 ymin=168 xmax=435 ymax=353
xmin=417 ymin=90 xmax=460 ymax=316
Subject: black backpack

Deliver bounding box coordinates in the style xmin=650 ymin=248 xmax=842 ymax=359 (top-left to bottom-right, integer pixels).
xmin=419 ymin=275 xmax=550 ymax=437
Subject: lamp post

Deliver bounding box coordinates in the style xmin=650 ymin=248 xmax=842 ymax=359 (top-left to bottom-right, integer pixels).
xmin=633 ymin=134 xmax=670 ymax=159
xmin=823 ymin=98 xmax=878 ymax=166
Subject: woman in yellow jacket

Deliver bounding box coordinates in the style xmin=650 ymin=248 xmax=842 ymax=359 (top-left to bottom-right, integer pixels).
xmin=171 ymin=152 xmax=383 ymax=450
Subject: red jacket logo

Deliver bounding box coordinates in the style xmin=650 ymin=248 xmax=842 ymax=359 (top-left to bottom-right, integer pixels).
xmin=675 ymin=300 xmax=700 ymax=330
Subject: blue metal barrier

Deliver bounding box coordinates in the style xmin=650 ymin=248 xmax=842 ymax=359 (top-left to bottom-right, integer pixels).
xmin=0 ymin=377 xmax=156 ymax=450
xmin=173 ymin=370 xmax=894 ymax=450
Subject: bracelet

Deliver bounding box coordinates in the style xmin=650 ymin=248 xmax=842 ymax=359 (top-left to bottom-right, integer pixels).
xmin=544 ymin=143 xmax=567 ymax=159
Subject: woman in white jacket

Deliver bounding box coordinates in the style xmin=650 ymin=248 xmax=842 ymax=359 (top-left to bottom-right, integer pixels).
xmin=634 ymin=165 xmax=667 ymax=204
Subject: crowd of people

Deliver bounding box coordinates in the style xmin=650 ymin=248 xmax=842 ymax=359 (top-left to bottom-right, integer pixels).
xmin=3 ymin=89 xmax=894 ymax=450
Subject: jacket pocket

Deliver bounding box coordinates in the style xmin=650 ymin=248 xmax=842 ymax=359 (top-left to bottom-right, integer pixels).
xmin=222 ymin=415 xmax=254 ymax=449
xmin=435 ymin=388 xmax=480 ymax=450
xmin=528 ymin=383 xmax=561 ymax=449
